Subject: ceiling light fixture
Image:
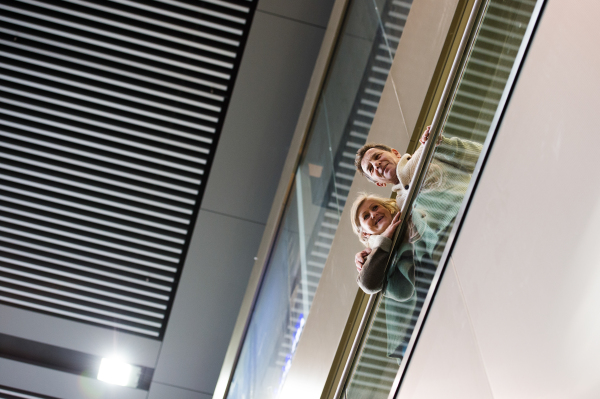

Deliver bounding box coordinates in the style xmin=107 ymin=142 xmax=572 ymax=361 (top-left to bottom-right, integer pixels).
xmin=97 ymin=357 xmax=141 ymax=387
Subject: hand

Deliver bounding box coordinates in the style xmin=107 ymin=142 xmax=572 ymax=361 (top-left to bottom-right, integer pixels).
xmin=381 ymin=212 xmax=401 ymax=239
xmin=419 ymin=125 xmax=432 ymax=145
xmin=355 ymin=248 xmax=372 ymax=272
xmin=419 ymin=125 xmax=443 ymax=146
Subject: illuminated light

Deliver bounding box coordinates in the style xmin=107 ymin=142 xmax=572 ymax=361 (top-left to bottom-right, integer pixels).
xmin=98 ymin=358 xmax=140 ymax=387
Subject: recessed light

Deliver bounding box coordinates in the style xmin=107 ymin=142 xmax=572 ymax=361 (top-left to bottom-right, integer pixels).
xmin=98 ymin=357 xmax=141 ymax=387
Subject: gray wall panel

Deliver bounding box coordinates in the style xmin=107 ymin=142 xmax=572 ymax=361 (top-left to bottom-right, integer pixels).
xmin=257 ymin=0 xmax=336 ymax=28
xmin=200 ymin=11 xmax=327 ymax=225
xmin=148 ymin=382 xmax=212 ymax=399
xmin=152 ymin=210 xmax=265 ymax=394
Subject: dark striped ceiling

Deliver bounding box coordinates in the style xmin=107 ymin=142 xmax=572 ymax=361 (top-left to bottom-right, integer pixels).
xmin=0 ymin=0 xmax=256 ymax=338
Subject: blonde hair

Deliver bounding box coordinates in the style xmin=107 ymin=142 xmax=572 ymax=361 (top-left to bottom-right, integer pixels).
xmin=350 ymin=193 xmax=399 ymax=247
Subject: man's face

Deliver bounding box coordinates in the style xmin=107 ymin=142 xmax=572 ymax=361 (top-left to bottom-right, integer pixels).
xmin=360 ymin=148 xmax=401 ymax=186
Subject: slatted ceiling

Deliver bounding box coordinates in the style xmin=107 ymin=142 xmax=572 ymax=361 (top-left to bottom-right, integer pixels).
xmin=0 ymin=385 xmax=61 ymax=399
xmin=1 ymin=2 xmax=240 ymax=69
xmin=0 ymin=0 xmax=256 ymax=337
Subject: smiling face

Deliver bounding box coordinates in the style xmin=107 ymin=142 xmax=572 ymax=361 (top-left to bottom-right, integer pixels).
xmin=357 ymin=199 xmax=393 ymax=237
xmin=360 ymin=148 xmax=402 ymax=186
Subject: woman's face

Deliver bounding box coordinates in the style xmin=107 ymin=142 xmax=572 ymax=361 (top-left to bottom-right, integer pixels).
xmin=357 ymin=199 xmax=392 ymax=236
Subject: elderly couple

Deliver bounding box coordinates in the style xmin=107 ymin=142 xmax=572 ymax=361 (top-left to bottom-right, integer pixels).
xmin=350 ymin=126 xmax=482 ymax=302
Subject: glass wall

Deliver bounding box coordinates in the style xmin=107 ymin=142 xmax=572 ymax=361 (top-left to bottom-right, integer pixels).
xmin=226 ymin=0 xmax=415 ymax=398
xmin=341 ymin=0 xmax=538 ymax=398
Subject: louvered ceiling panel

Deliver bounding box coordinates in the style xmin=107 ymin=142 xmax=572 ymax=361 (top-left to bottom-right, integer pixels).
xmin=0 ymin=0 xmax=256 ymax=338
xmin=0 ymin=384 xmax=60 ymax=399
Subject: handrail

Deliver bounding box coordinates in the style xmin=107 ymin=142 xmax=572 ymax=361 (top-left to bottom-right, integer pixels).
xmin=397 ymin=0 xmax=483 ymax=242
xmin=386 ymin=4 xmax=485 ymax=398
xmin=332 ymin=293 xmax=378 ymax=399
xmin=331 ymin=0 xmax=484 ymax=398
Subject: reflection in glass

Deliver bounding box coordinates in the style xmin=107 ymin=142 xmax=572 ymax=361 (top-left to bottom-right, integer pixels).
xmin=226 ymin=1 xmax=414 ymax=398
xmin=343 ymin=1 xmax=537 ymax=398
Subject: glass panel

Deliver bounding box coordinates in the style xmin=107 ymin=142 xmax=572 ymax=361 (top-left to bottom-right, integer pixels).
xmin=226 ymin=1 xmax=415 ymax=398
xmin=342 ymin=1 xmax=538 ymax=398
